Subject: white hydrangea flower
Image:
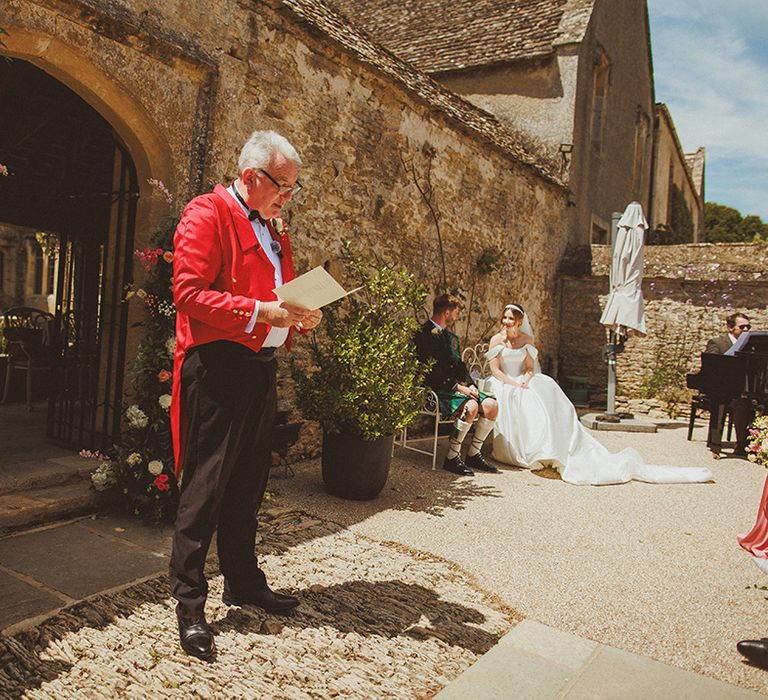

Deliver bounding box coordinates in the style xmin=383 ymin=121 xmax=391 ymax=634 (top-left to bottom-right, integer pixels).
xmin=127 ymin=452 xmax=142 ymax=467
xmin=148 ymin=460 xmax=163 ymax=476
xmin=166 ymin=336 xmax=176 ymax=356
xmin=91 ymin=471 xmax=108 ymax=490
xmin=91 ymin=462 xmax=113 ymax=491
xmin=158 ymin=394 xmax=172 ymax=410
xmin=126 ymin=404 xmax=149 ymax=429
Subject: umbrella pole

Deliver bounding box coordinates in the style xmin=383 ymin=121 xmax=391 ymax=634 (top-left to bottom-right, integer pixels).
xmin=606 ymin=329 xmax=617 ymax=415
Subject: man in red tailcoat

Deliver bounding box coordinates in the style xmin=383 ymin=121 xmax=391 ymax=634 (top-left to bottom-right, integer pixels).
xmin=169 ymin=130 xmax=321 ymax=660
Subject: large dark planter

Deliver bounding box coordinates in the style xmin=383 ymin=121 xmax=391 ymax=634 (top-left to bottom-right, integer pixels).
xmin=321 ymin=431 xmax=394 ymax=500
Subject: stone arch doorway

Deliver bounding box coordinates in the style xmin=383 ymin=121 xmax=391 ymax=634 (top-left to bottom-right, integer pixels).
xmin=0 ymin=58 xmax=139 ymax=452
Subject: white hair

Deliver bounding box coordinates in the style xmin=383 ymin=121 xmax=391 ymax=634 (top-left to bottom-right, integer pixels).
xmin=238 ymin=130 xmax=302 ymax=173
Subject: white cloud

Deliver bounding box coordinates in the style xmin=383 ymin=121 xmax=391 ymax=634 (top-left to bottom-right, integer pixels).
xmin=648 ymin=0 xmax=768 ymax=217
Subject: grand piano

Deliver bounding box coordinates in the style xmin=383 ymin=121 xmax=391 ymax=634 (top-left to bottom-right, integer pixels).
xmin=686 ymin=331 xmax=768 ymax=454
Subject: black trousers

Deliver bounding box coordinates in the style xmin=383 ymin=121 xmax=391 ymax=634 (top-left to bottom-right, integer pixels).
xmin=169 ymin=340 xmax=277 ymax=617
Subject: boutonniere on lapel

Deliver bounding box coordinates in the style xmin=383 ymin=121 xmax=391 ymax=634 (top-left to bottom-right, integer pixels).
xmin=430 ymin=326 xmax=442 ymax=336
xmin=269 ymin=217 xmax=288 ymax=259
xmin=271 ymin=217 xmax=288 ymax=236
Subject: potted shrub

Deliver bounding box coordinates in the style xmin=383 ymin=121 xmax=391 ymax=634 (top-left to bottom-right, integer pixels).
xmin=295 ymin=243 xmax=428 ymax=500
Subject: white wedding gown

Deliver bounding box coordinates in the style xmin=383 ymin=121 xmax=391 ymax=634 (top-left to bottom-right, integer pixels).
xmin=482 ymin=345 xmax=714 ymax=486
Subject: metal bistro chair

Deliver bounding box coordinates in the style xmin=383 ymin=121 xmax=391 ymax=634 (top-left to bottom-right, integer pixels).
xmin=2 ymin=307 xmax=56 ymax=411
xmin=395 ymin=342 xmax=489 ymax=469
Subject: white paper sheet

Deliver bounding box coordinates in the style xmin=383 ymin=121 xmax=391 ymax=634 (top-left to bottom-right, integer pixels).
xmin=273 ymin=266 xmax=360 ymax=310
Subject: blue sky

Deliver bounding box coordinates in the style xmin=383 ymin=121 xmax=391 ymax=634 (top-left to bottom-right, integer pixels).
xmin=647 ymin=0 xmax=768 ymax=220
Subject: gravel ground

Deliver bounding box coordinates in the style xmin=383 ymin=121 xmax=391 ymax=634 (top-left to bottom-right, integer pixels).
xmin=271 ymin=420 xmax=768 ymax=695
xmin=13 ymin=513 xmax=514 ymax=699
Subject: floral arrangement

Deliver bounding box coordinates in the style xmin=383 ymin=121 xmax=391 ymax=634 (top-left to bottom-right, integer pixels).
xmin=747 ymin=416 xmax=768 ymax=468
xmin=90 ymin=179 xmax=180 ymax=522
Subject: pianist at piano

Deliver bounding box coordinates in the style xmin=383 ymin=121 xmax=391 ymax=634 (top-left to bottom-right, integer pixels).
xmin=687 ymin=313 xmax=765 ymax=457
xmin=705 ymin=313 xmax=755 ymax=455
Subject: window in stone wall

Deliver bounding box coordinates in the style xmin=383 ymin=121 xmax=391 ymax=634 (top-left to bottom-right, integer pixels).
xmin=591 ymin=48 xmax=612 ymax=152
xmin=591 ymin=218 xmax=608 ymax=244
xmin=633 ymin=109 xmax=650 ymax=191
xmin=33 ymin=242 xmax=44 ymax=295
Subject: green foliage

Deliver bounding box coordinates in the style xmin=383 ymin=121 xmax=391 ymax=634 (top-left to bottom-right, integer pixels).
xmin=705 ymin=202 xmax=768 ymax=242
xmin=638 ymin=318 xmax=698 ymax=418
xmin=95 ymin=216 xmax=180 ymax=523
xmin=295 ymin=243 xmax=429 ymax=441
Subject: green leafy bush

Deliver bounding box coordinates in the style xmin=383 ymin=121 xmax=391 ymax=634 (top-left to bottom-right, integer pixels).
xmin=295 ymin=243 xmax=429 ymax=441
xmin=638 ymin=318 xmax=697 ymax=418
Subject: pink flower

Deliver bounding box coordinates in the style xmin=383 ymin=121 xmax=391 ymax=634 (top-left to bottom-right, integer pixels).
xmin=163 ymin=251 xmax=174 ymax=263
xmin=0 ymin=164 xmax=8 ymax=177
xmin=153 ymin=474 xmax=170 ymax=491
xmin=158 ymin=369 xmax=172 ymax=382
xmin=147 ymin=178 xmax=174 ymax=206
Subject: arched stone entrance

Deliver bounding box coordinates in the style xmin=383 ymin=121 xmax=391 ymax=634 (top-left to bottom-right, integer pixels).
xmin=0 ymin=53 xmax=166 ymax=452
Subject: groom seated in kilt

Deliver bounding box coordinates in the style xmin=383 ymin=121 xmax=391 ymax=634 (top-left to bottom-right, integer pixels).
xmin=414 ymin=294 xmax=499 ymax=475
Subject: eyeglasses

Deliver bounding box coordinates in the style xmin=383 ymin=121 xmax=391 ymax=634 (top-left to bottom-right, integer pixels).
xmin=259 ymin=169 xmax=303 ymax=197
xmin=738 ymin=324 xmax=752 ymax=330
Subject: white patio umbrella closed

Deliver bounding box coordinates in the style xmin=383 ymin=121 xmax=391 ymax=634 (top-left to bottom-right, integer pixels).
xmin=600 ymin=201 xmax=647 ymax=336
xmin=598 ymin=201 xmax=648 ymax=418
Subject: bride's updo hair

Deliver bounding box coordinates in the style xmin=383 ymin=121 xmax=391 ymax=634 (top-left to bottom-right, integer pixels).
xmin=502 ymin=304 xmax=525 ymax=322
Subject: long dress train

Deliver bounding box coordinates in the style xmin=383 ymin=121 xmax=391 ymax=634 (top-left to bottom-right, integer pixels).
xmin=482 ymin=344 xmax=714 ymax=486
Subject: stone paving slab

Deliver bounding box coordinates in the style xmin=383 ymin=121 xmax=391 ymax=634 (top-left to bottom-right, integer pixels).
xmin=0 ymin=522 xmax=166 ymax=600
xmin=0 ymin=482 xmax=99 ymax=530
xmin=0 ymin=569 xmax=64 ymax=630
xmin=0 ymin=456 xmax=91 ymax=493
xmin=579 ymin=413 xmax=657 ymax=433
xmin=78 ymin=514 xmax=175 ymax=556
xmin=436 ymin=620 xmax=764 ymax=699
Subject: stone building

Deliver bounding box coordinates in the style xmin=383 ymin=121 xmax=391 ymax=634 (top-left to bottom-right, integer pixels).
xmin=0 ymin=0 xmax=569 ymax=453
xmin=650 ymin=104 xmax=705 ymax=243
xmin=328 ymin=0 xmax=658 ymax=246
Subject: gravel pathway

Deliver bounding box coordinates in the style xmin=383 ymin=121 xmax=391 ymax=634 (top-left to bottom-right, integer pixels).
xmin=5 ymin=512 xmax=515 ymax=699
xmin=272 ymin=421 xmax=768 ymax=695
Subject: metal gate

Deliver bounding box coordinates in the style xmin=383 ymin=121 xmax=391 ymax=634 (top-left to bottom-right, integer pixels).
xmin=47 ymin=139 xmax=139 ymax=452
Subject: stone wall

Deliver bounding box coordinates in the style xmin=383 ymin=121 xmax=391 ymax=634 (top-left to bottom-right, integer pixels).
xmin=560 ymin=242 xmax=768 ymax=414
xmin=3 ymin=0 xmax=570 ymax=457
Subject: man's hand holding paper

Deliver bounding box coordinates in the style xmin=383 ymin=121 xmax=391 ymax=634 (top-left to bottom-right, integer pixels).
xmin=258 ymin=300 xmax=314 ymax=328
xmin=273 ymin=266 xmax=361 ymax=311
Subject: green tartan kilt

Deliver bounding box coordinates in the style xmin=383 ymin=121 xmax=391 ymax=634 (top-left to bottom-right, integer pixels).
xmin=435 ymin=389 xmax=496 ymax=419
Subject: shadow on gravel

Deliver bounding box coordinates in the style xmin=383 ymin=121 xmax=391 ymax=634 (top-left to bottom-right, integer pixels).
xmin=212 ymin=579 xmax=502 ymax=656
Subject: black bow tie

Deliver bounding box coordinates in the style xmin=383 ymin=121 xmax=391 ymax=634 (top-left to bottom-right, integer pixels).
xmin=233 ymin=187 xmax=266 ymax=225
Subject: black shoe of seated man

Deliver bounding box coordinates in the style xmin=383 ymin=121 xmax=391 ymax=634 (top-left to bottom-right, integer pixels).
xmin=737 ymin=638 xmax=768 ymax=668
xmin=465 ymin=452 xmax=499 ymax=473
xmin=222 ymin=585 xmax=299 ymax=614
xmin=176 ymin=604 xmax=215 ymax=660
xmin=443 ymin=454 xmax=474 ymax=476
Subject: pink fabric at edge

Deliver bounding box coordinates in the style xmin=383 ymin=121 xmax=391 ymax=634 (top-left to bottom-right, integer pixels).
xmin=738 ymin=474 xmax=768 ymax=558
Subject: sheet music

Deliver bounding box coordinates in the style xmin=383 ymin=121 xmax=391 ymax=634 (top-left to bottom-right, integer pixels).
xmin=273 ymin=266 xmax=361 ymax=310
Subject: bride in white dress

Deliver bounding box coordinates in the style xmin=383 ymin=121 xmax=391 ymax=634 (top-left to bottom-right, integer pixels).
xmin=482 ymin=304 xmax=714 ymax=486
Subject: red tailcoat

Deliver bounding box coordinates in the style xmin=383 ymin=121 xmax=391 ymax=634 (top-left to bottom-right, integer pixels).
xmin=171 ymin=184 xmax=296 ymax=475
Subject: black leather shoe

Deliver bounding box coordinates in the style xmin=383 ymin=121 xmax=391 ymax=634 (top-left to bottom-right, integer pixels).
xmin=222 ymin=585 xmax=299 ymax=614
xmin=737 ymin=638 xmax=768 ymax=668
xmin=465 ymin=452 xmax=499 ymax=473
xmin=176 ymin=604 xmax=215 ymax=660
xmin=443 ymin=455 xmax=474 ymax=476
